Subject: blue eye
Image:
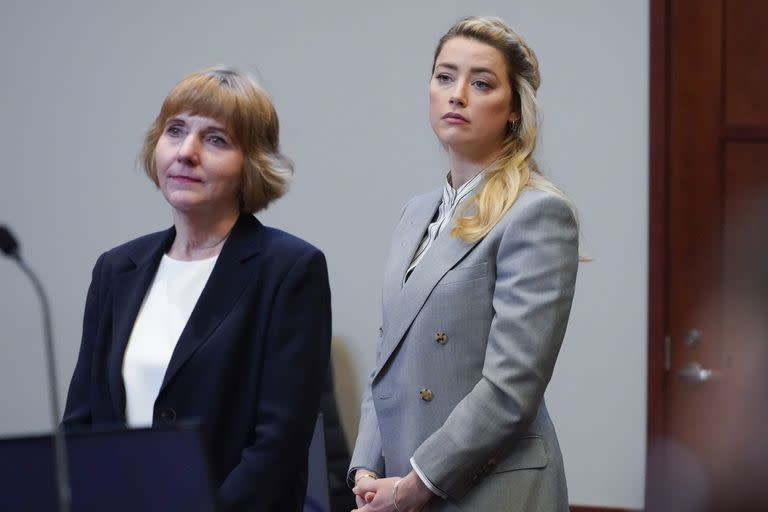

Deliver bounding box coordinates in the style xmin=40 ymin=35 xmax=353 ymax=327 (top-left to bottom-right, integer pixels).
xmin=165 ymin=125 xmax=183 ymax=136
xmin=435 ymin=73 xmax=452 ymax=83
xmin=206 ymin=134 xmax=228 ymax=147
xmin=472 ymin=80 xmax=491 ymax=90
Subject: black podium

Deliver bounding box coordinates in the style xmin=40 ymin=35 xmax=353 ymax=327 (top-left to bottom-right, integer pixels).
xmin=0 ymin=427 xmax=217 ymax=512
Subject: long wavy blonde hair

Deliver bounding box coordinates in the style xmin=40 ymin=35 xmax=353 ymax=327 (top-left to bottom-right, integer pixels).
xmin=434 ymin=17 xmax=574 ymax=241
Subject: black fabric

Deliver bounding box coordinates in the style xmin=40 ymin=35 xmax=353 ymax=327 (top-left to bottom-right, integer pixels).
xmin=320 ymin=364 xmax=356 ymax=512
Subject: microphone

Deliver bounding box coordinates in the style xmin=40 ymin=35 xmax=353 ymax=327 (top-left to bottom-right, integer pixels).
xmin=0 ymin=225 xmax=19 ymax=259
xmin=1 ymin=225 xmax=71 ymax=512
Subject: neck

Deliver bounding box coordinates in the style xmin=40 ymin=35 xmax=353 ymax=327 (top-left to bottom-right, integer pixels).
xmin=447 ymin=149 xmax=500 ymax=189
xmin=168 ymin=208 xmax=240 ymax=261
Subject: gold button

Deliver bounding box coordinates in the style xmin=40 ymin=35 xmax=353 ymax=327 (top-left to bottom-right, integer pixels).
xmin=419 ymin=388 xmax=434 ymax=401
xmin=435 ymin=332 xmax=448 ymax=345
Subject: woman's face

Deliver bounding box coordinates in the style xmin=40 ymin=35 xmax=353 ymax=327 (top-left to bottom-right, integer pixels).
xmin=429 ymin=37 xmax=517 ymax=160
xmin=154 ymin=113 xmax=244 ymax=216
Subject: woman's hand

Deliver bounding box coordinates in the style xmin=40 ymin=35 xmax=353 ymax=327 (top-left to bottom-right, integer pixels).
xmin=352 ymin=471 xmax=433 ymax=512
xmin=354 ymin=469 xmax=378 ymax=505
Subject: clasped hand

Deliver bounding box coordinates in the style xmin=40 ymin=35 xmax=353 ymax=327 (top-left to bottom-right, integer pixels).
xmin=352 ymin=471 xmax=432 ymax=512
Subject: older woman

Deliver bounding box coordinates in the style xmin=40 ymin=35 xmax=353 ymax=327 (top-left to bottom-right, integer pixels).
xmin=63 ymin=66 xmax=331 ymax=512
xmin=350 ymin=17 xmax=579 ymax=512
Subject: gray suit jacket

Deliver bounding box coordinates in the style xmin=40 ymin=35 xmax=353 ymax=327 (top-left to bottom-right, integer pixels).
xmin=349 ymin=187 xmax=579 ymax=511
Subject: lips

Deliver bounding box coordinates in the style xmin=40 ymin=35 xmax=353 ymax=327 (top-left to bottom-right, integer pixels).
xmin=442 ymin=112 xmax=469 ymax=123
xmin=169 ymin=175 xmax=202 ymax=184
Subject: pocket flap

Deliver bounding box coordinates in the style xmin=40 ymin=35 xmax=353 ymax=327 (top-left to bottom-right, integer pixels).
xmin=491 ymin=435 xmax=548 ymax=473
xmin=438 ymin=262 xmax=488 ymax=286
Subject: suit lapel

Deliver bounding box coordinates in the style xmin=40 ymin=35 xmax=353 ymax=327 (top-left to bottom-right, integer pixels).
xmin=383 ymin=189 xmax=441 ymax=305
xmin=375 ymin=194 xmax=480 ymax=380
xmin=108 ymin=228 xmax=175 ymax=419
xmin=159 ymin=214 xmax=262 ymax=394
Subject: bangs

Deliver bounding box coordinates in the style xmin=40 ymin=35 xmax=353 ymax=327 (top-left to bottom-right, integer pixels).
xmin=157 ymin=73 xmax=246 ymax=144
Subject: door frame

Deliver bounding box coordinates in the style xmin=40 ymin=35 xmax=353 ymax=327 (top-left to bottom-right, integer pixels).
xmin=647 ymin=0 xmax=669 ymax=509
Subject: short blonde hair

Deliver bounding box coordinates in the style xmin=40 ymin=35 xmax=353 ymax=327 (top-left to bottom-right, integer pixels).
xmin=141 ymin=66 xmax=293 ymax=213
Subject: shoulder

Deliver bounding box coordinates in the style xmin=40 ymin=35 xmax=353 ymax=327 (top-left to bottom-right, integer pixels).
xmin=511 ymin=187 xmax=574 ymax=218
xmin=399 ymin=187 xmax=442 ymax=219
xmin=253 ymin=225 xmax=330 ymax=289
xmin=258 ymin=225 xmax=323 ymax=259
xmin=230 ymin=214 xmax=325 ymax=268
xmin=486 ymin=187 xmax=579 ymax=256
xmin=252 ymin=222 xmax=327 ymax=277
xmin=498 ymin=187 xmax=577 ymax=231
xmin=96 ymin=228 xmax=170 ymax=271
xmin=104 ymin=229 xmax=169 ymax=259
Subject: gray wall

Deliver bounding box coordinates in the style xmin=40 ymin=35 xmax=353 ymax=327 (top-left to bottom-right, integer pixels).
xmin=0 ymin=1 xmax=648 ymax=508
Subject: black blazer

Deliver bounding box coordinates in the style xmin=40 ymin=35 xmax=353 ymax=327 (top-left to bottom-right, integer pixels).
xmin=63 ymin=214 xmax=332 ymax=512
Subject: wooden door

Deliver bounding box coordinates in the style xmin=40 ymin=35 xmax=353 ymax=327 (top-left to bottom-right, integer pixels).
xmin=649 ymin=0 xmax=768 ymax=511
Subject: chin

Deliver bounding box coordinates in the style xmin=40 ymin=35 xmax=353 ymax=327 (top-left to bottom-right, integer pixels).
xmin=164 ymin=193 xmax=202 ymax=212
xmin=439 ymin=136 xmax=476 ymax=153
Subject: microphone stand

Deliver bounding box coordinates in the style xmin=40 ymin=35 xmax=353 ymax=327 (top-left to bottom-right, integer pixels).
xmin=1 ymin=226 xmax=70 ymax=512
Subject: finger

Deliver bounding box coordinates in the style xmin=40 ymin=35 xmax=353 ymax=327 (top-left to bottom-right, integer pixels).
xmin=354 ymin=479 xmax=379 ymax=494
xmin=355 ymin=495 xmax=366 ymax=508
xmin=365 ymin=491 xmax=375 ymax=502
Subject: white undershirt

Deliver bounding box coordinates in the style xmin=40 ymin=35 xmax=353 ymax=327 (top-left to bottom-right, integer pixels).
xmin=122 ymin=253 xmax=218 ymax=427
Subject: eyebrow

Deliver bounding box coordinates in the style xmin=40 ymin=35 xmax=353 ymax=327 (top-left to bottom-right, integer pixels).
xmin=166 ymin=116 xmax=228 ymax=132
xmin=435 ymin=63 xmax=499 ymax=77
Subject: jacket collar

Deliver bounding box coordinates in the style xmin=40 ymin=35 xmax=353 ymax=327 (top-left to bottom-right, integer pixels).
xmin=107 ymin=214 xmax=263 ymax=419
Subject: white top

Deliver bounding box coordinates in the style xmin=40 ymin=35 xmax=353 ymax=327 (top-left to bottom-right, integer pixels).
xmin=122 ymin=253 xmax=218 ymax=427
xmin=405 ymin=171 xmax=485 ymax=281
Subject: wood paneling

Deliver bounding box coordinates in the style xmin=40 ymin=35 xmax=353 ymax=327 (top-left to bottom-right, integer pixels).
xmin=651 ymin=1 xmax=768 ymax=511
xmin=647 ymin=1 xmax=669 ymax=510
xmin=667 ymin=0 xmax=724 ymax=451
xmin=725 ymin=0 xmax=768 ymax=126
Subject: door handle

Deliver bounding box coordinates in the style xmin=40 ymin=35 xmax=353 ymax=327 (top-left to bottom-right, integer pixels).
xmin=678 ymin=362 xmax=718 ymax=383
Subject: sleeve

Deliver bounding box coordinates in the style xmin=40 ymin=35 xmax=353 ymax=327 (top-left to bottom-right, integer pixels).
xmin=411 ymin=193 xmax=579 ymax=500
xmin=347 ymin=196 xmax=418 ymax=485
xmin=347 ymin=366 xmax=386 ymax=486
xmin=218 ymin=248 xmax=332 ymax=510
xmin=62 ymin=252 xmax=106 ymax=429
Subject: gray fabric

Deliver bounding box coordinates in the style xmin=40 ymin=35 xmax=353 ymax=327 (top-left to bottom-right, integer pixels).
xmin=350 ymin=187 xmax=578 ymax=511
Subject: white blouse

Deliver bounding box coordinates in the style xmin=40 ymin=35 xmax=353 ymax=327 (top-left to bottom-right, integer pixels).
xmin=122 ymin=253 xmax=218 ymax=427
xmin=405 ymin=171 xmax=485 ymax=280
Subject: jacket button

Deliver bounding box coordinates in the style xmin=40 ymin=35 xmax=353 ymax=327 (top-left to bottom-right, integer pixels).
xmin=160 ymin=408 xmax=177 ymax=424
xmin=419 ymin=389 xmax=434 ymax=402
xmin=435 ymin=332 xmax=448 ymax=345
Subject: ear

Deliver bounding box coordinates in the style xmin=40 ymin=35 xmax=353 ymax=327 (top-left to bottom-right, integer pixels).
xmin=508 ymin=111 xmax=520 ymax=124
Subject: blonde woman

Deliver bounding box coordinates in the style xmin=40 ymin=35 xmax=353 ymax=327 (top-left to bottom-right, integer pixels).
xmin=63 ymin=67 xmax=331 ymax=511
xmin=350 ymin=17 xmax=578 ymax=512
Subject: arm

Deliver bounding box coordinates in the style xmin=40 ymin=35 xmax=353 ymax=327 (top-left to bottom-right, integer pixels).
xmin=348 ymin=370 xmax=386 ymax=483
xmin=62 ymin=252 xmax=106 ymax=429
xmin=349 ymin=381 xmax=387 ymax=509
xmin=412 ymin=193 xmax=579 ymax=500
xmin=218 ymin=248 xmax=332 ymax=510
xmin=348 ymin=196 xmax=419 ymax=487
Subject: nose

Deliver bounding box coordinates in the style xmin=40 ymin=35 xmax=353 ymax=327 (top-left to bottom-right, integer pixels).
xmin=449 ymin=95 xmax=466 ymax=107
xmin=449 ymin=81 xmax=468 ymax=107
xmin=177 ymin=134 xmax=201 ymax=166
